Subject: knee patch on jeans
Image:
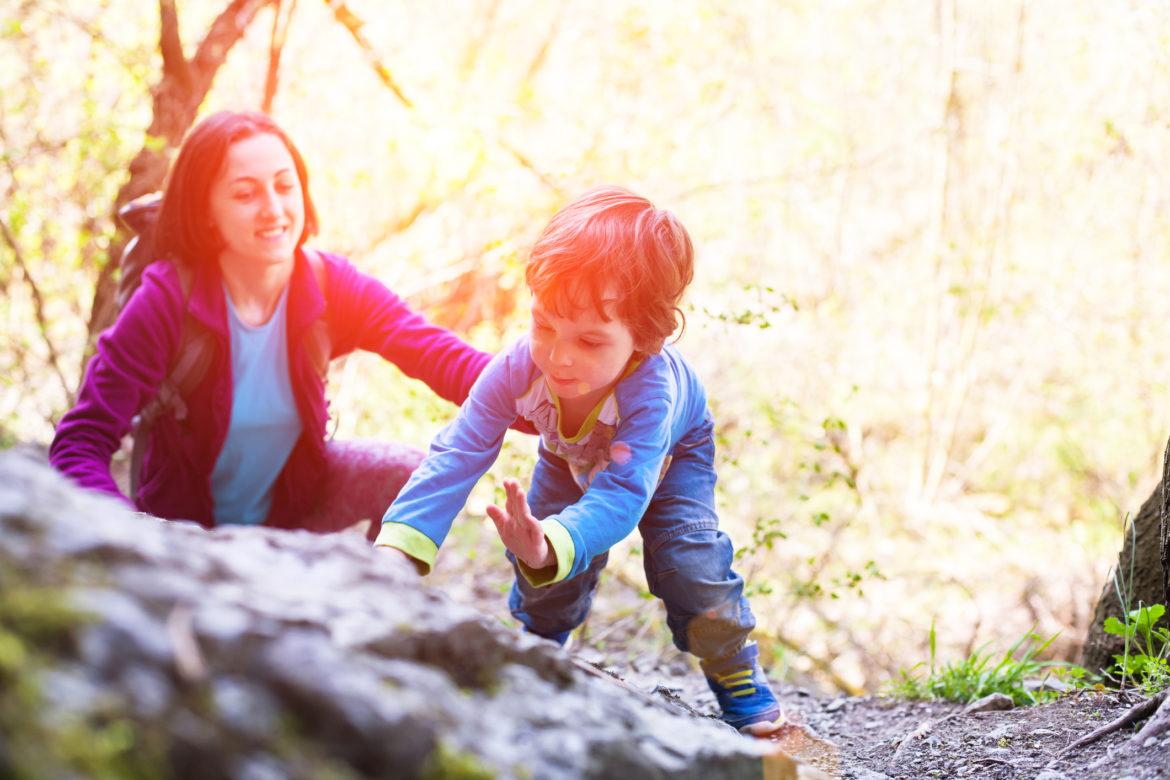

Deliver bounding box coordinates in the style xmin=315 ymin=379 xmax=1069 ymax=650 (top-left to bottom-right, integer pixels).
xmin=684 ymin=597 xmax=755 ymax=660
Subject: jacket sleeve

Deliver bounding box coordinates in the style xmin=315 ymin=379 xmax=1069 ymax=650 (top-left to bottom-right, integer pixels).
xmin=48 ymin=265 xmax=184 ymax=503
xmin=375 ymin=341 xmax=533 ymax=572
xmin=325 ymin=258 xmax=491 ymax=406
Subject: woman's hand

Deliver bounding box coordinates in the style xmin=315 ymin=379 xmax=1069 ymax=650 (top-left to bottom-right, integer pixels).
xmin=487 ymin=479 xmax=556 ymax=570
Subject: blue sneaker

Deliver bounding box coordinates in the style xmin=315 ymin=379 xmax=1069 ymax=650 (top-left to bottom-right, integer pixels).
xmin=701 ymin=642 xmax=781 ymax=731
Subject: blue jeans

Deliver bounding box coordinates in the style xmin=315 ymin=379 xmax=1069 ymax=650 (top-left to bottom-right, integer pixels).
xmin=507 ymin=417 xmax=757 ymax=662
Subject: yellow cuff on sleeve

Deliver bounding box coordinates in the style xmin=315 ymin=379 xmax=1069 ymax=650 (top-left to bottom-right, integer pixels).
xmin=374 ymin=522 xmax=438 ymax=575
xmin=516 ymin=518 xmax=575 ymax=587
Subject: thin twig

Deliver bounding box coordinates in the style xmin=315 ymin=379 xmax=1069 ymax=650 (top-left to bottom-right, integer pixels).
xmin=323 ymin=0 xmax=412 ymax=107
xmin=1058 ymin=691 xmax=1167 ymax=756
xmin=0 ymin=215 xmax=74 ymax=406
xmin=320 ymin=0 xmax=564 ymax=198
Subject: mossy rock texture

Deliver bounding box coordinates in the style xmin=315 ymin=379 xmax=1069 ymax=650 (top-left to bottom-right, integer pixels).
xmin=0 ymin=452 xmax=771 ymax=779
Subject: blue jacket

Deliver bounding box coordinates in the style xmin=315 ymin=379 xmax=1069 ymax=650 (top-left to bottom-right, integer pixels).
xmin=377 ymin=335 xmax=710 ymax=583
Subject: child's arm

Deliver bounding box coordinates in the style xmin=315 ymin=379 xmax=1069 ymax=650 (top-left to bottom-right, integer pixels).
xmin=523 ymin=394 xmax=676 ymax=586
xmin=486 ymin=479 xmax=555 ymax=569
xmin=374 ymin=341 xmax=536 ymax=573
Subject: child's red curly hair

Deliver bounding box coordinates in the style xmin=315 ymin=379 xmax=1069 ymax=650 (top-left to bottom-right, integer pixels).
xmin=526 ymin=186 xmax=695 ymax=353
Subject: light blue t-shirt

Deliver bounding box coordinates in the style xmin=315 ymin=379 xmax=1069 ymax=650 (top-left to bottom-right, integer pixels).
xmin=210 ymin=285 xmax=302 ymax=525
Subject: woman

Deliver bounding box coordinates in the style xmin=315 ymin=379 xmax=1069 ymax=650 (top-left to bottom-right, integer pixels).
xmin=50 ymin=110 xmax=499 ymax=539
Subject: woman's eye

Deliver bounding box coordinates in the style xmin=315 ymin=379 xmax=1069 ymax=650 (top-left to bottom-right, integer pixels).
xmin=276 ymin=181 xmax=296 ymax=193
xmin=232 ymin=190 xmax=253 ymax=201
xmin=579 ymin=340 xmax=603 ymax=349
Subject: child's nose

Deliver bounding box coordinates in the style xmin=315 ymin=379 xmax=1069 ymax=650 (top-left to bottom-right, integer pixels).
xmin=549 ymin=342 xmax=572 ymax=365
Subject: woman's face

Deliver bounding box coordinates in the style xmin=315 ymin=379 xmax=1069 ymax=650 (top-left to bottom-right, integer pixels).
xmin=208 ymin=133 xmax=305 ymax=271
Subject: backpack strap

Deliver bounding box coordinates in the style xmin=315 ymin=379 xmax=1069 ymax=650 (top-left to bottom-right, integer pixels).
xmin=129 ymin=261 xmax=215 ymax=501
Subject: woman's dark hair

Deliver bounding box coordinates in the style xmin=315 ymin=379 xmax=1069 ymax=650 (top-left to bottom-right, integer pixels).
xmin=154 ymin=111 xmax=318 ymax=267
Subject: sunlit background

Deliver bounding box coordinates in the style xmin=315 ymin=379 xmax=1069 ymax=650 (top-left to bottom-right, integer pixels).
xmin=3 ymin=0 xmax=1170 ymax=693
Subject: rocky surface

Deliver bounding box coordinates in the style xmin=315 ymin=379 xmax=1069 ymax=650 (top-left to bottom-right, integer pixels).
xmin=4 ymin=448 xmax=1169 ymax=780
xmin=0 ymin=452 xmax=785 ymax=779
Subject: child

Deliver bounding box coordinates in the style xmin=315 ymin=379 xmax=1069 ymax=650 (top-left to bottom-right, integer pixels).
xmin=376 ymin=186 xmax=783 ymax=733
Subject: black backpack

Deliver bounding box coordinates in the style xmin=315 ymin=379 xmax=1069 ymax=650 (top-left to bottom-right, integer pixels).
xmin=114 ymin=194 xmax=332 ymax=500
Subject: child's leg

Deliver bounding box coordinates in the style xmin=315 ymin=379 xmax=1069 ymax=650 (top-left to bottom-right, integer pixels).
xmin=639 ymin=416 xmax=780 ymax=729
xmin=302 ymin=439 xmax=423 ymax=541
xmin=639 ymin=418 xmax=754 ymax=658
xmin=506 ymin=446 xmax=607 ymax=644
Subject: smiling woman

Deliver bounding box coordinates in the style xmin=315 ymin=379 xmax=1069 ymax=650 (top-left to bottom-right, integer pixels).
xmin=48 ymin=111 xmax=503 ymax=537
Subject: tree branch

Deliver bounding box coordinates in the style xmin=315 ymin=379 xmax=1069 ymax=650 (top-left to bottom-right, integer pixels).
xmin=189 ymin=0 xmax=280 ymax=111
xmin=85 ymin=0 xmax=278 ymax=358
xmin=0 ymin=215 xmax=74 ymax=407
xmin=158 ymin=0 xmax=191 ymax=89
xmin=262 ymin=0 xmax=296 ymax=113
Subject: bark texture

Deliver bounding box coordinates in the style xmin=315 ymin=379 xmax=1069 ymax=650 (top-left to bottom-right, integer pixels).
xmin=1081 ymin=435 xmax=1170 ymax=673
xmin=84 ymin=0 xmax=277 ymax=361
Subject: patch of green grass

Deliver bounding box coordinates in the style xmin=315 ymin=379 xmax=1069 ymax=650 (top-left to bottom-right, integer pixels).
xmin=1104 ymin=603 xmax=1170 ymax=695
xmin=885 ymin=622 xmax=1086 ymax=706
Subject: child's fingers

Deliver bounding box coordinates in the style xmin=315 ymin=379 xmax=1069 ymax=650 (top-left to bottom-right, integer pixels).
xmin=511 ymin=484 xmax=532 ymax=521
xmin=506 ymin=482 xmax=527 ymax=520
xmin=485 ymin=504 xmax=508 ymax=531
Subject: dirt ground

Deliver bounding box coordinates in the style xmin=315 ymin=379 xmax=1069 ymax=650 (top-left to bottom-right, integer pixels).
xmin=427 ymin=538 xmax=1170 ymax=780
xmin=571 ymin=642 xmax=1168 ymax=779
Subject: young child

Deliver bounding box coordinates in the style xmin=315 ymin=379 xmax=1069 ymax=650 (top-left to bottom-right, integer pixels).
xmin=376 ymin=186 xmax=783 ymax=733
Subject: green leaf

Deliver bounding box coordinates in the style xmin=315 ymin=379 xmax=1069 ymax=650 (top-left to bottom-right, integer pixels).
xmin=1103 ymin=616 xmax=1131 ymax=638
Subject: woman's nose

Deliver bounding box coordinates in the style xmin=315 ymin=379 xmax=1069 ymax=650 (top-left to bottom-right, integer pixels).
xmin=258 ymin=187 xmax=281 ymax=217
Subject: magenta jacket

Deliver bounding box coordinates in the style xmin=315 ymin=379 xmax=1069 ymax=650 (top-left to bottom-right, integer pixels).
xmin=49 ymin=250 xmax=491 ymax=529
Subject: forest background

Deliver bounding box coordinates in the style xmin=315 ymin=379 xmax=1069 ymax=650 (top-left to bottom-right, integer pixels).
xmin=2 ymin=0 xmax=1168 ymax=696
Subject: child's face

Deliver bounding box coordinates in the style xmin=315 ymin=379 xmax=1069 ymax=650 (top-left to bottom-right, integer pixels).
xmin=529 ymin=292 xmax=637 ymax=405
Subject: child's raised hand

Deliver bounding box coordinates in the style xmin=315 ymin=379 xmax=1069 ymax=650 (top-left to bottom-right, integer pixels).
xmin=486 ymin=479 xmax=556 ymax=570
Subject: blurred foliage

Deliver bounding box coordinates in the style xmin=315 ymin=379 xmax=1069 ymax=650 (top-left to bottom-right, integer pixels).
xmin=4 ymin=0 xmax=1170 ymax=692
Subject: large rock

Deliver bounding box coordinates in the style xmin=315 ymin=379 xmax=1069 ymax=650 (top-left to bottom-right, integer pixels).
xmin=0 ymin=452 xmax=777 ymax=779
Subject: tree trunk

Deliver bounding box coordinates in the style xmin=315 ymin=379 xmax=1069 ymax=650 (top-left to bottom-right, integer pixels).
xmin=83 ymin=0 xmax=277 ymax=367
xmin=1080 ymin=435 xmax=1170 ymax=673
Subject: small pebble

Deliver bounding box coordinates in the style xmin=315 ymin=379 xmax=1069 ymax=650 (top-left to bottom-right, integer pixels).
xmin=985 ymin=724 xmax=1013 ymax=741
